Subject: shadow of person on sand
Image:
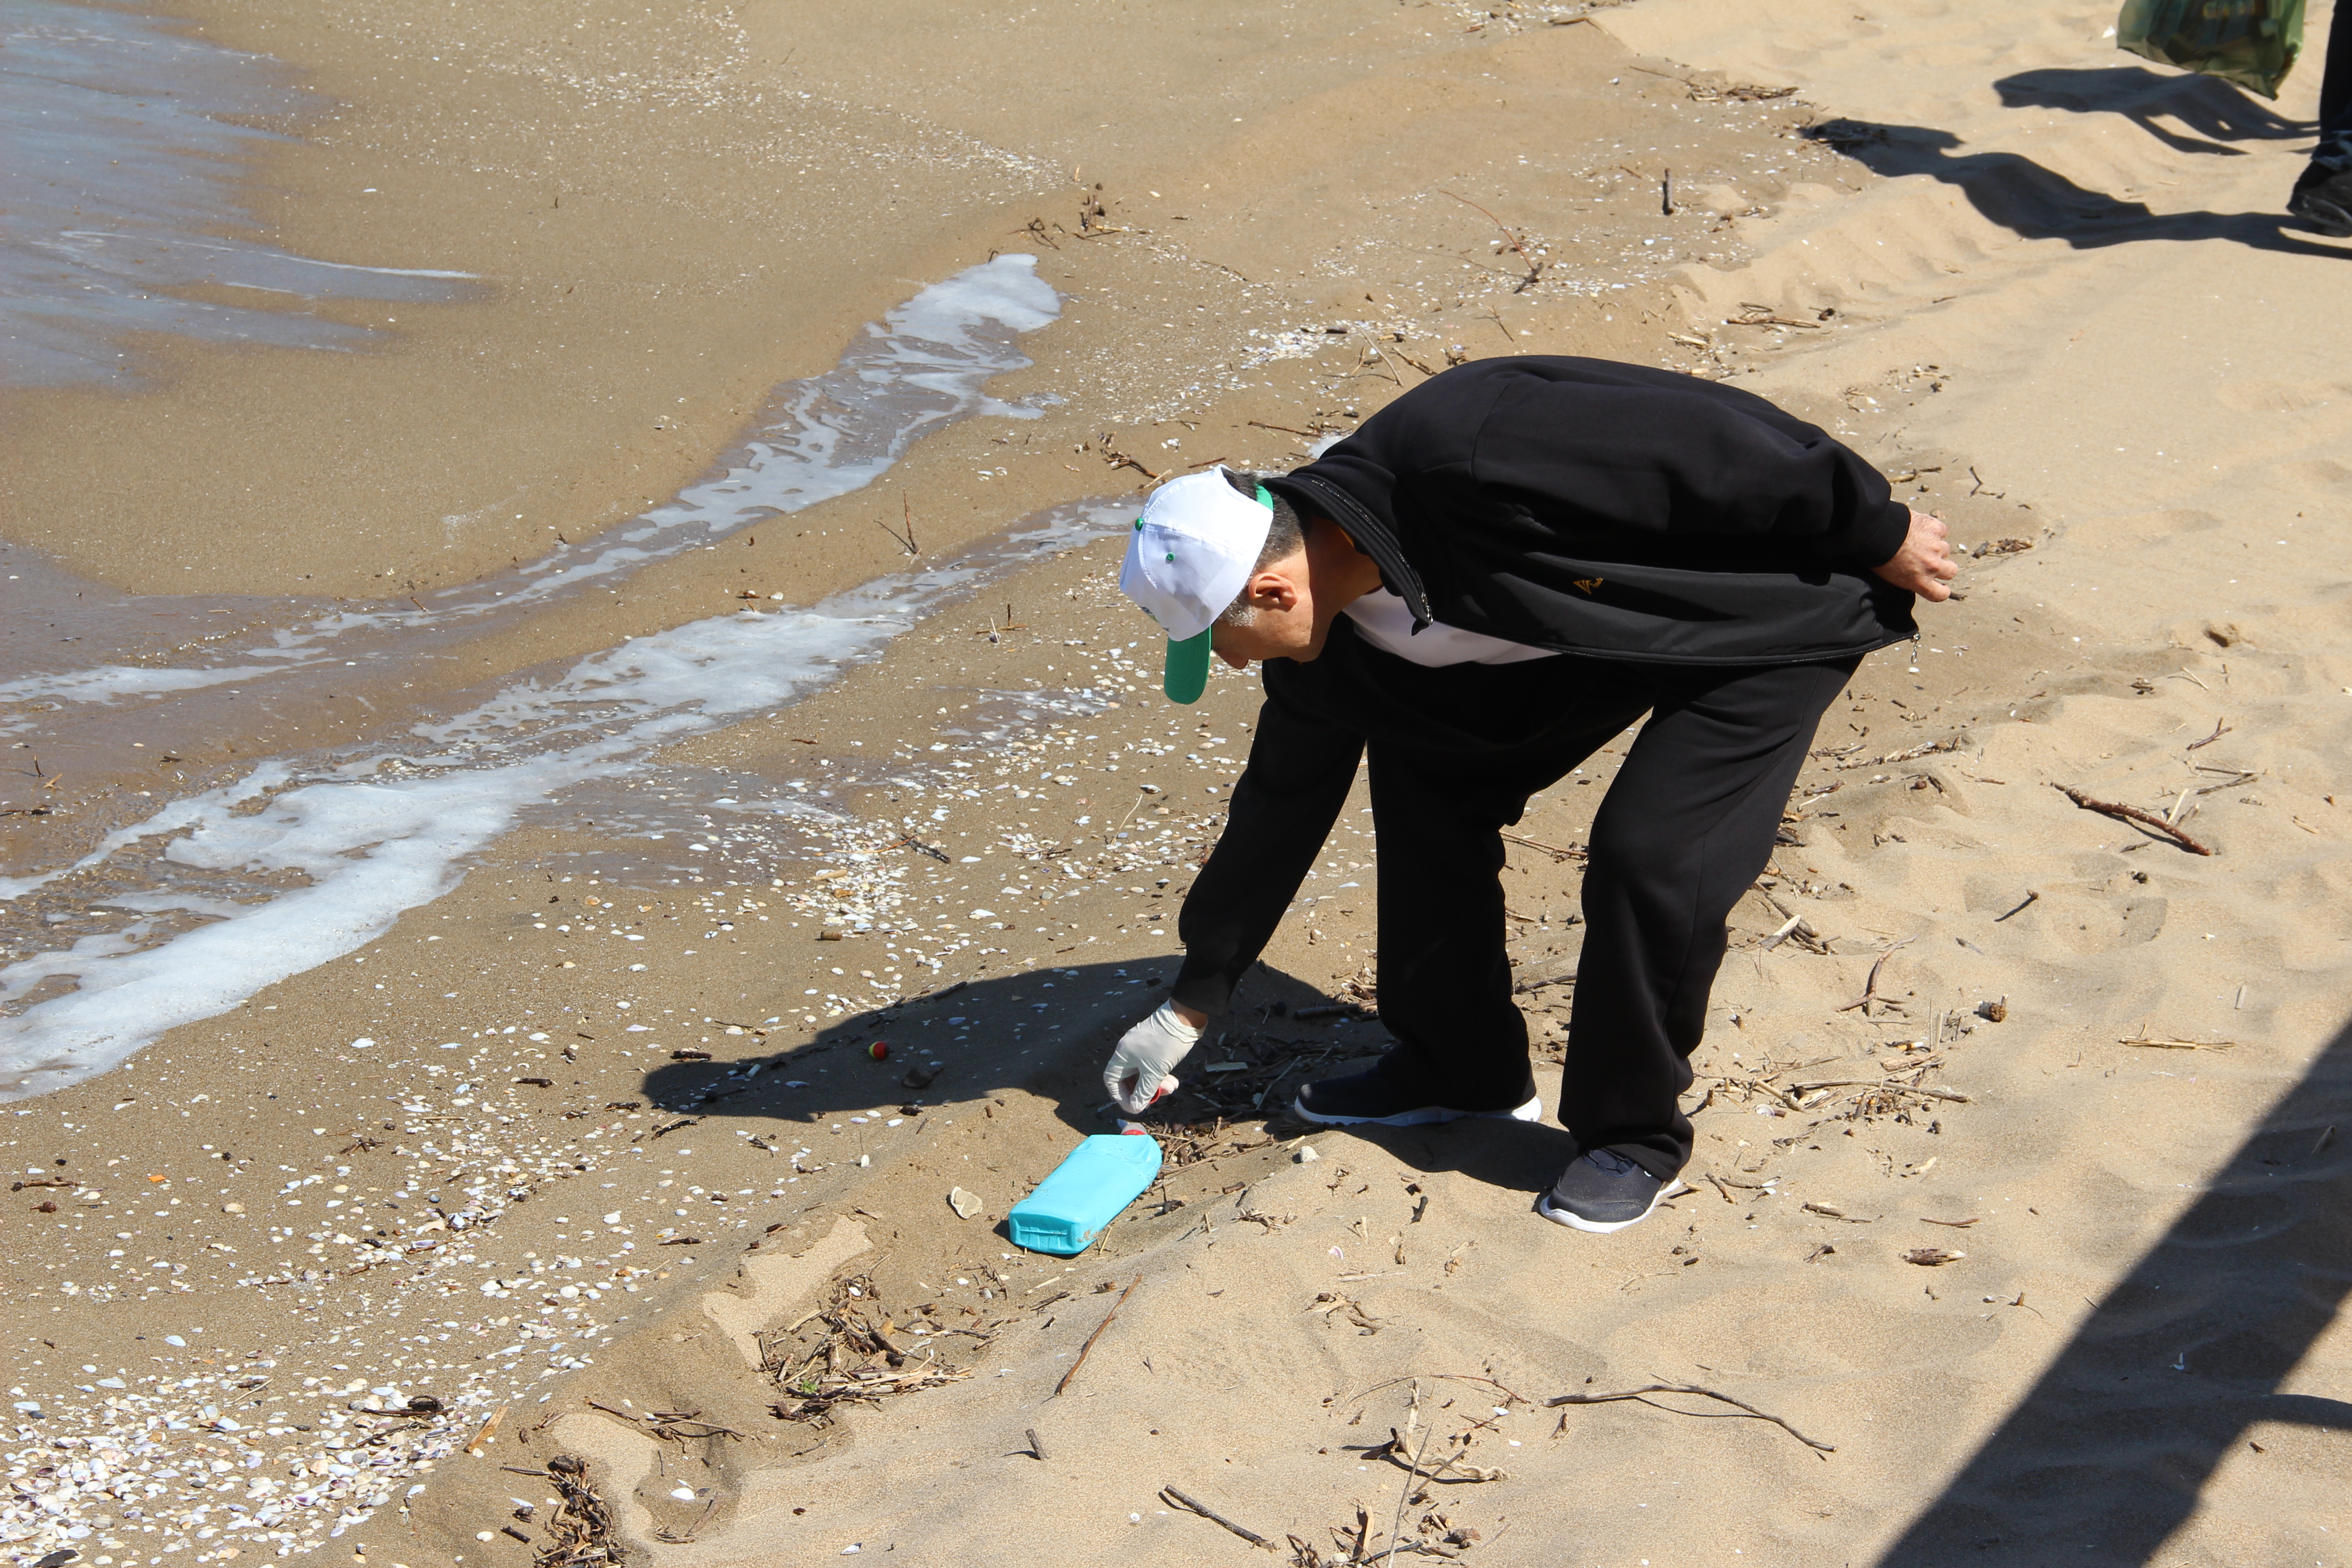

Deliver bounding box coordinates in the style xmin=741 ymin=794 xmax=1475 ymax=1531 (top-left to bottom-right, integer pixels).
xmin=634 ymin=956 xmax=1575 ymax=1196
xmin=1875 ymin=1015 xmax=2352 ymax=1566
xmin=1992 ymin=64 xmax=2311 ymax=157
xmin=1803 ymin=118 xmax=2350 ymax=257
xmin=633 ymin=956 xmax=1184 ymax=1136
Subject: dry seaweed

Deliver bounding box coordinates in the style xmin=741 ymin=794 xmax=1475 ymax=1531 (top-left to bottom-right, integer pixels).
xmin=762 ymin=1272 xmax=984 ymax=1426
xmin=529 ymin=1455 xmax=624 ymax=1567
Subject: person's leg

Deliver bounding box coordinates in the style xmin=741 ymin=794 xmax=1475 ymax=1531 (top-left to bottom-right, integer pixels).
xmin=1171 ymin=682 xmax=1363 ymax=1019
xmin=2289 ymin=0 xmax=2352 ymax=232
xmin=1350 ymin=736 xmax=1613 ymax=1112
xmin=1296 ymin=670 xmax=1657 ymax=1124
xmin=1560 ymin=657 xmax=1860 ymax=1181
xmin=2319 ymin=0 xmax=2352 ymax=138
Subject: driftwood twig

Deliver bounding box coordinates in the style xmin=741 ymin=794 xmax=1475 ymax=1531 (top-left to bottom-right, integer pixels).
xmin=1836 ymin=936 xmax=1914 ymax=1014
xmin=892 ymin=833 xmax=952 ymax=864
xmin=1160 ymin=1485 xmax=1275 ymax=1549
xmin=1053 ymin=1275 xmax=1141 ymax=1397
xmin=2055 ymin=784 xmax=2213 ymax=855
xmin=1993 ymin=890 xmax=2039 ymax=922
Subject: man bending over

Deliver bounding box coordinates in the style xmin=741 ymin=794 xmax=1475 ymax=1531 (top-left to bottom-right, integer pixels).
xmin=1102 ymin=356 xmax=1955 ymax=1233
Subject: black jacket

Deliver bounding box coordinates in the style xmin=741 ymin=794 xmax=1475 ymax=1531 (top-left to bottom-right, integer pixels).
xmin=1263 ymin=356 xmax=1917 ymax=666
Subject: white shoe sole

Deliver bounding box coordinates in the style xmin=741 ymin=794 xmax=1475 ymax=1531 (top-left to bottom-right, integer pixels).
xmin=1293 ymin=1092 xmax=1544 ymax=1128
xmin=1536 ymin=1177 xmax=1690 ymax=1234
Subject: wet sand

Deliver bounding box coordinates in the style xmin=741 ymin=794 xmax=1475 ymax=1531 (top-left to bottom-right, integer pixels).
xmin=3 ymin=0 xmax=2350 ymax=1566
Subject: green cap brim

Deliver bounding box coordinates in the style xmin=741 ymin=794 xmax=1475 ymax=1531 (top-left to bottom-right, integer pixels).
xmin=1163 ymin=629 xmax=1211 ymax=704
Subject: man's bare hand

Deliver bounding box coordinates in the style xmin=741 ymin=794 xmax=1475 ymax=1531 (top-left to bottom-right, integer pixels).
xmin=1872 ymin=508 xmax=1959 ymax=602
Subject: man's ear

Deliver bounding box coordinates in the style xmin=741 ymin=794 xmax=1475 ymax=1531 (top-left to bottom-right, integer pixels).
xmin=1245 ymin=568 xmax=1303 ymax=612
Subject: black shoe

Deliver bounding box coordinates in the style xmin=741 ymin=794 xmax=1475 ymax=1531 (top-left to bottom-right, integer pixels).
xmin=1536 ymin=1149 xmax=1688 ymax=1233
xmin=2290 ymin=139 xmax=2352 ymax=237
xmin=1293 ymin=1067 xmax=1541 ymax=1127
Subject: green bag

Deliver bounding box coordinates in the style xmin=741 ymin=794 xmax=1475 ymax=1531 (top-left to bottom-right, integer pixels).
xmin=2117 ymin=0 xmax=2305 ymax=99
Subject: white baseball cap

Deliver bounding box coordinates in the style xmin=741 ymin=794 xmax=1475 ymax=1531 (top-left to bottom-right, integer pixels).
xmin=1118 ymin=467 xmax=1274 ymax=703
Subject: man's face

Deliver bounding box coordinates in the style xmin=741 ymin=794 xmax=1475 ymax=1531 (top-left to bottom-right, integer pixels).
xmin=1206 ymin=551 xmax=1327 ymax=669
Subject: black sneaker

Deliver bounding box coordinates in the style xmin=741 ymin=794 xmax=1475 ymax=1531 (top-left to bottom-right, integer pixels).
xmin=2289 ymin=137 xmax=2352 ymax=237
xmin=1536 ymin=1149 xmax=1689 ymax=1233
xmin=1293 ymin=1067 xmax=1541 ymax=1128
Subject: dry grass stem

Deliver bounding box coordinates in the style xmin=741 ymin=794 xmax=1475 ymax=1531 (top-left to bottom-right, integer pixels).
xmin=1545 ymin=1382 xmax=1835 ymax=1455
xmin=1499 ymin=830 xmax=1586 ymax=862
xmin=2118 ymin=1029 xmax=2235 ymax=1051
xmin=1436 ymin=190 xmax=1549 ymax=291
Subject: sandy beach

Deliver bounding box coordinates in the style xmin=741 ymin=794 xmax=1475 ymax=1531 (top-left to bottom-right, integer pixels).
xmin=2 ymin=0 xmax=2348 ymax=1565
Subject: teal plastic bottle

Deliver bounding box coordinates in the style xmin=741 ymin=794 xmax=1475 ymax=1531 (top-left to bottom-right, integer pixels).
xmin=1007 ymin=1134 xmax=1162 ymax=1255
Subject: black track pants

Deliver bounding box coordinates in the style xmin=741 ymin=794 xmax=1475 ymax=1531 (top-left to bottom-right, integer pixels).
xmin=1172 ymin=620 xmax=1859 ymax=1180
xmin=2326 ymin=0 xmax=2352 ymax=144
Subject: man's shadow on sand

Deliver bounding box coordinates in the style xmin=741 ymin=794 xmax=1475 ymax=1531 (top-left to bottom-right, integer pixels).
xmin=1807 ymin=65 xmax=2345 ymax=257
xmin=634 ymin=957 xmax=1572 ymax=1194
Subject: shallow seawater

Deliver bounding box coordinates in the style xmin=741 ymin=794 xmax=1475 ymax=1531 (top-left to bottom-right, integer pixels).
xmin=0 ymin=0 xmax=476 ymax=386
xmin=0 ymin=254 xmax=1062 ymax=732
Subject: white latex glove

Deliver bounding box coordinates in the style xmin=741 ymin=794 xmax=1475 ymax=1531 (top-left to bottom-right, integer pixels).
xmin=1105 ymin=1002 xmax=1203 ymax=1115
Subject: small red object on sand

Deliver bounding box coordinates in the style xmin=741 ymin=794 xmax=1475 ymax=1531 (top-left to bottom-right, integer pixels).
xmin=869 ymin=1041 xmax=889 ymax=1061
